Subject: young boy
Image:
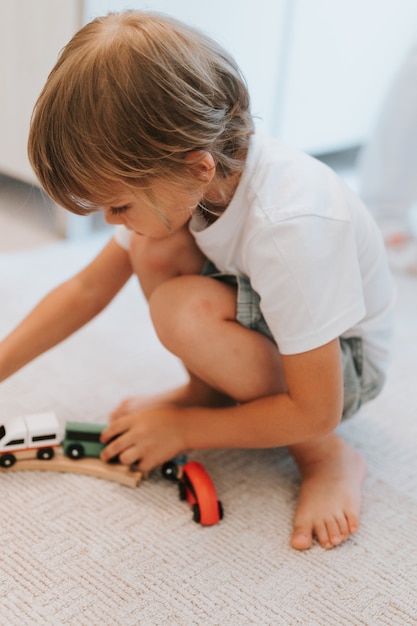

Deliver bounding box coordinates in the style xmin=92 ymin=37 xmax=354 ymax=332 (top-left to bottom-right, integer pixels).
xmin=0 ymin=11 xmax=395 ymax=550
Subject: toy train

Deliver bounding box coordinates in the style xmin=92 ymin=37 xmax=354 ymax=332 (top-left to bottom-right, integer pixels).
xmin=0 ymin=412 xmax=106 ymax=468
xmin=0 ymin=412 xmax=223 ymax=525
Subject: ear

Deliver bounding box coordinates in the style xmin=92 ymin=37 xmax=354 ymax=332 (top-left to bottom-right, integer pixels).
xmin=185 ymin=151 xmax=216 ymax=184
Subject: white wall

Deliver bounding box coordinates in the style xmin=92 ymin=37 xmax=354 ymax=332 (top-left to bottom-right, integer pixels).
xmin=278 ymin=0 xmax=417 ymax=153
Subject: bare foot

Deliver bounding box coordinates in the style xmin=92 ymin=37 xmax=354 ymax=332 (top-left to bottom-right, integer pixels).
xmin=110 ymin=380 xmax=234 ymax=422
xmin=289 ymin=434 xmax=366 ymax=550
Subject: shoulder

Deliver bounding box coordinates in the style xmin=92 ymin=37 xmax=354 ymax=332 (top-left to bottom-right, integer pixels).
xmin=236 ymin=132 xmax=357 ymax=231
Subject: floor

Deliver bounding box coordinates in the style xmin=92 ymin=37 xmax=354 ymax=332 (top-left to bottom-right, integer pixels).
xmin=0 ymin=149 xmax=360 ymax=252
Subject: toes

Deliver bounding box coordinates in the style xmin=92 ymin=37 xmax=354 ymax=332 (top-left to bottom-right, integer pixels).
xmin=332 ymin=512 xmax=350 ymax=542
xmin=291 ymin=514 xmax=315 ymax=550
xmin=346 ymin=511 xmax=360 ymax=535
xmin=291 ymin=527 xmax=314 ymax=551
xmin=292 ymin=514 xmax=353 ymax=551
xmin=316 ymin=514 xmax=353 ymax=549
xmin=314 ymin=521 xmax=335 ymax=549
xmin=326 ymin=521 xmax=343 ymax=547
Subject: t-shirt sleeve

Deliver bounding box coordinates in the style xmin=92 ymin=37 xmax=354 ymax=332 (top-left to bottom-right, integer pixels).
xmin=113 ymin=225 xmax=132 ymax=250
xmin=247 ymin=215 xmax=366 ymax=355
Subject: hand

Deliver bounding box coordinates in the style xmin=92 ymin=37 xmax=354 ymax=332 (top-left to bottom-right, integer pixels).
xmin=100 ymin=405 xmax=188 ymax=472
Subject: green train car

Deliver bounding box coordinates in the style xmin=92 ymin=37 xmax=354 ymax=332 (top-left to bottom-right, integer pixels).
xmin=62 ymin=421 xmax=106 ymax=459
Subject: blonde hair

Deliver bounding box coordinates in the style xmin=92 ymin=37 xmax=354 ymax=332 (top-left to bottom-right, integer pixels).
xmin=28 ymin=10 xmax=254 ymax=215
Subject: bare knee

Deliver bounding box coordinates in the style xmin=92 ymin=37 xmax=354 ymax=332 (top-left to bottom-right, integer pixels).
xmin=150 ymin=275 xmax=285 ymax=401
xmin=128 ymin=228 xmax=206 ymax=299
xmin=149 ymin=275 xmax=236 ymax=351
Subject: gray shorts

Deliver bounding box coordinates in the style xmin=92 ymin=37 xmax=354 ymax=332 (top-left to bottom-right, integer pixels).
xmin=202 ymin=261 xmax=385 ymax=419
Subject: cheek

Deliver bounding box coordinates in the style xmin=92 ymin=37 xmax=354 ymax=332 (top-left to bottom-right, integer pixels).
xmin=127 ymin=210 xmax=173 ymax=237
xmin=171 ymin=190 xmax=202 ymax=221
xmin=103 ymin=211 xmax=123 ymax=226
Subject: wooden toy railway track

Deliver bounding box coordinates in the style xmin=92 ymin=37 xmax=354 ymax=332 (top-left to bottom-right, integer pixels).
xmin=0 ymin=449 xmax=143 ymax=488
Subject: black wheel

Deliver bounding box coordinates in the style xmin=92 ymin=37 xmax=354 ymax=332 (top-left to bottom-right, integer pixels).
xmin=161 ymin=461 xmax=179 ymax=481
xmin=0 ymin=454 xmax=16 ymax=468
xmin=37 ymin=447 xmax=54 ymax=461
xmin=218 ymin=501 xmax=224 ymax=520
xmin=66 ymin=443 xmax=84 ymax=460
xmin=178 ymin=481 xmax=187 ymax=501
xmin=192 ymin=503 xmax=201 ymax=524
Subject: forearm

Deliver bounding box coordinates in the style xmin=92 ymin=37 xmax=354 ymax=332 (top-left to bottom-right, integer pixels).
xmin=181 ymin=391 xmax=342 ymax=451
xmin=0 ymin=239 xmax=133 ymax=383
xmin=0 ymin=279 xmax=106 ymax=382
xmin=101 ymin=340 xmax=344 ymax=471
xmin=180 ymin=338 xmax=344 ymax=451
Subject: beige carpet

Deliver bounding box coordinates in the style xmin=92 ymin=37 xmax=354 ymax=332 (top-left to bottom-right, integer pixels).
xmin=1 ymin=233 xmax=417 ymax=625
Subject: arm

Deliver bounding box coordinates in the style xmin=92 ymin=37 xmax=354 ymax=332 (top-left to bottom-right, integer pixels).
xmin=0 ymin=238 xmax=132 ymax=382
xmin=100 ymin=338 xmax=344 ymax=471
xmin=182 ymin=338 xmax=344 ymax=447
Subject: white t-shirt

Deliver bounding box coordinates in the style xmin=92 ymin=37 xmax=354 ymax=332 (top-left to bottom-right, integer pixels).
xmin=114 ymin=132 xmax=396 ymax=369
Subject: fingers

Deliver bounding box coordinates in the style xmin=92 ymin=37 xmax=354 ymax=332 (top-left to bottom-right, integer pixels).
xmin=100 ymin=405 xmax=184 ymax=473
xmin=99 ymin=415 xmax=161 ymax=472
xmin=100 ymin=419 xmax=137 ymax=464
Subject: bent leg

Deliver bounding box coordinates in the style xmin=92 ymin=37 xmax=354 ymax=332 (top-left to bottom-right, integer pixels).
xmin=130 ymin=267 xmax=367 ymax=550
xmin=149 ymin=274 xmax=285 ymax=402
xmin=150 ymin=275 xmax=367 ymax=549
xmin=112 ymin=227 xmax=236 ymax=417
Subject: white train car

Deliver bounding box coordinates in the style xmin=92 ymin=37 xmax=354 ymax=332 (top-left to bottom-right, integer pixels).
xmin=0 ymin=412 xmax=62 ymax=467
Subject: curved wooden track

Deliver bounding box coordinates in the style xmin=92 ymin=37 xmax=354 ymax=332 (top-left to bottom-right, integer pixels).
xmin=0 ymin=449 xmax=142 ymax=488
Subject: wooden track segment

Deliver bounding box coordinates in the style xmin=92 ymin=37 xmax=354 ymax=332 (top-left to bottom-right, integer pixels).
xmin=0 ymin=450 xmax=142 ymax=488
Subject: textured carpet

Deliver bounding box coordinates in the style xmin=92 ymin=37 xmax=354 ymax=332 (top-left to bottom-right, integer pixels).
xmin=1 ymin=233 xmax=416 ymax=625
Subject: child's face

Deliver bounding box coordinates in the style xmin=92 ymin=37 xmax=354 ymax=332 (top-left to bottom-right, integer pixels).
xmin=102 ymin=178 xmax=204 ymax=238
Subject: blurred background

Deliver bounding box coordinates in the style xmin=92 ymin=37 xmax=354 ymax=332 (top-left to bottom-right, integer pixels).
xmin=1 ymin=0 xmax=417 ymax=248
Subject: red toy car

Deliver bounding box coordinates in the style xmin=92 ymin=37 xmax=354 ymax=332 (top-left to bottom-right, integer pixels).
xmin=162 ymin=460 xmax=223 ymax=526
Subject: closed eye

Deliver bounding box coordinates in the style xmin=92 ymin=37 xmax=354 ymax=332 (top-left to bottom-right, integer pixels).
xmin=109 ymin=204 xmax=131 ymax=216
